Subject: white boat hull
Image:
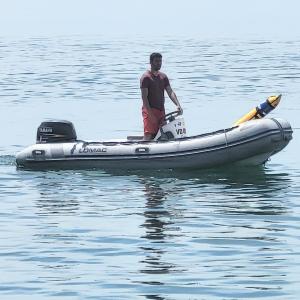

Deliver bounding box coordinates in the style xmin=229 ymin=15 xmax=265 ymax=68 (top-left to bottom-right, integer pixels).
xmin=16 ymin=118 xmax=293 ymax=170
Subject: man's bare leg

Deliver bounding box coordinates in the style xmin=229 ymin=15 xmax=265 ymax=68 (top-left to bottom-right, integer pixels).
xmin=143 ymin=133 xmax=154 ymax=141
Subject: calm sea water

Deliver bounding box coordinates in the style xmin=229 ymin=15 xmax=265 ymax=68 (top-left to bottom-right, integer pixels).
xmin=0 ymin=36 xmax=300 ymax=299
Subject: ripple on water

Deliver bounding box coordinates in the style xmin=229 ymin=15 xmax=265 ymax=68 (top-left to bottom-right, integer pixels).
xmin=0 ymin=37 xmax=300 ymax=299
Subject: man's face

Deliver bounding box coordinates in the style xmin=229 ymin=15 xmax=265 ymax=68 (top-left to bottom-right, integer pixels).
xmin=151 ymin=57 xmax=162 ymax=71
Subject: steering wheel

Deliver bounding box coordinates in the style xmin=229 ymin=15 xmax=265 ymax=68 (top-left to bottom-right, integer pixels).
xmin=164 ymin=110 xmax=181 ymax=122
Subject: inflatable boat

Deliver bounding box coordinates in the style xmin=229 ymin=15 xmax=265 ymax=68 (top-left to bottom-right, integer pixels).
xmin=16 ymin=108 xmax=293 ymax=170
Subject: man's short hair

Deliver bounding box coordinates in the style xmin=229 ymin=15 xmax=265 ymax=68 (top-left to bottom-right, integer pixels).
xmin=150 ymin=52 xmax=162 ymax=63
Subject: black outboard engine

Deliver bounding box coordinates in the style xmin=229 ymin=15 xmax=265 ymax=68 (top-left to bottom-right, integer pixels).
xmin=36 ymin=120 xmax=77 ymax=143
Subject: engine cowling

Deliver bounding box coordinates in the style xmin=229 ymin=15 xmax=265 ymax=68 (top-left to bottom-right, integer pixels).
xmin=36 ymin=120 xmax=77 ymax=143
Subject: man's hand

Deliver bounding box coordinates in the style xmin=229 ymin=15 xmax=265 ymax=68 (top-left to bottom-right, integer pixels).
xmin=177 ymin=105 xmax=183 ymax=115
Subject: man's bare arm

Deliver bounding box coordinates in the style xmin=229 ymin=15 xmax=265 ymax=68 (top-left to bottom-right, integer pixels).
xmin=141 ymin=88 xmax=157 ymax=123
xmin=141 ymin=88 xmax=151 ymax=111
xmin=166 ymin=85 xmax=183 ymax=114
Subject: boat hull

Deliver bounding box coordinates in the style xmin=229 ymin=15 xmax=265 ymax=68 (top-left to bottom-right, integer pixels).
xmin=16 ymin=118 xmax=293 ymax=170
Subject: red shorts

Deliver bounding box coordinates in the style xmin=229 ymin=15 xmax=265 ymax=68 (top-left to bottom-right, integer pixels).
xmin=142 ymin=107 xmax=165 ymax=135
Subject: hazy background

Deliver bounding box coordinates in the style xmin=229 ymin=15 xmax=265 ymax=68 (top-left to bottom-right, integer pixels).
xmin=1 ymin=0 xmax=300 ymax=39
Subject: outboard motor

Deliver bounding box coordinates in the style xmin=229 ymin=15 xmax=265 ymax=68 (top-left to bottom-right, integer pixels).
xmin=154 ymin=111 xmax=186 ymax=141
xmin=36 ymin=120 xmax=77 ymax=143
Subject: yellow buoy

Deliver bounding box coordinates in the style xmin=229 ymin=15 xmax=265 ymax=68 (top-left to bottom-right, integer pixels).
xmin=234 ymin=94 xmax=281 ymax=126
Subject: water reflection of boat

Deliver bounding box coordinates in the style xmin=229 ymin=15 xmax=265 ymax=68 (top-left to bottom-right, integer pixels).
xmin=21 ymin=171 xmax=81 ymax=216
xmin=139 ymin=177 xmax=182 ymax=277
xmin=132 ymin=166 xmax=291 ymax=217
xmin=135 ymin=167 xmax=291 ymax=298
xmin=107 ymin=165 xmax=291 ymax=190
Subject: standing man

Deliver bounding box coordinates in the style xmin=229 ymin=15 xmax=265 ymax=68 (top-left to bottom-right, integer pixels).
xmin=140 ymin=53 xmax=183 ymax=140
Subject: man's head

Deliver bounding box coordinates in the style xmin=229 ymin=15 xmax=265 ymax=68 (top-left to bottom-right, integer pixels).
xmin=150 ymin=52 xmax=162 ymax=71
